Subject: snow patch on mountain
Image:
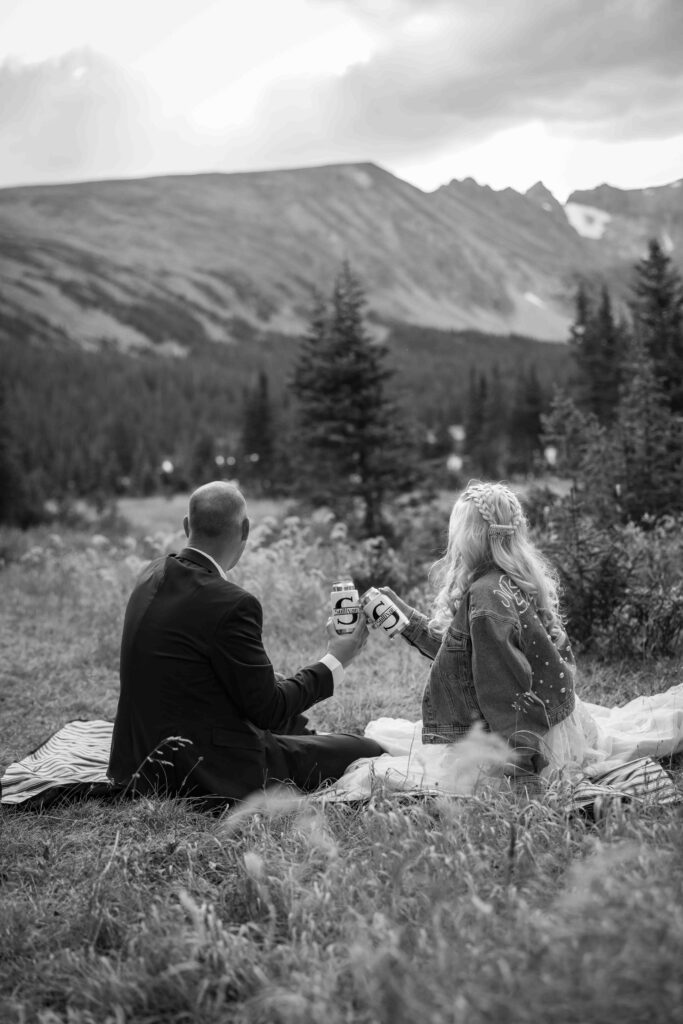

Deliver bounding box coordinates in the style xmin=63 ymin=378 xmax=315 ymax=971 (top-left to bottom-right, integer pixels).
xmin=565 ymin=202 xmax=612 ymax=240
xmin=348 ymin=167 xmax=374 ymax=189
xmin=661 ymin=230 xmax=675 ymax=254
xmin=524 ymin=292 xmax=545 ymax=307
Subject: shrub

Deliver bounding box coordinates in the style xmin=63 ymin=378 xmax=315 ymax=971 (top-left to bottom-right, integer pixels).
xmin=239 ymin=498 xmax=444 ymax=607
xmin=536 ymin=493 xmax=683 ymax=659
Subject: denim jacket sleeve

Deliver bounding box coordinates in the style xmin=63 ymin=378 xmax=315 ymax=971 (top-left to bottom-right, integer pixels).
xmin=400 ymin=609 xmax=442 ymax=661
xmin=469 ymin=610 xmax=550 ymax=777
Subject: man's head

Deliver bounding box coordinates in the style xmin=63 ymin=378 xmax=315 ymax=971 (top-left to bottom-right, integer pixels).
xmin=183 ymin=481 xmax=249 ymax=571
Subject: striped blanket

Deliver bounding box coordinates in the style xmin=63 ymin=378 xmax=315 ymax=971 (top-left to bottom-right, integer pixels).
xmin=570 ymin=756 xmax=679 ymax=818
xmin=1 ymin=720 xmax=114 ymax=805
xmin=1 ymin=720 xmax=678 ymax=814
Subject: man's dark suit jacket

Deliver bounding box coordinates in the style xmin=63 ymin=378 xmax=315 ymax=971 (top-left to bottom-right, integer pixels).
xmin=108 ymin=548 xmax=333 ymax=802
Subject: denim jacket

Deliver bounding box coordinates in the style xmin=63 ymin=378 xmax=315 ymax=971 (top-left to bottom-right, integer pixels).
xmin=402 ymin=567 xmax=576 ymax=776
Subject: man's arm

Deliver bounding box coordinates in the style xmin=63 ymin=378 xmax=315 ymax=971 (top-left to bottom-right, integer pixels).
xmin=210 ymin=593 xmax=334 ymax=732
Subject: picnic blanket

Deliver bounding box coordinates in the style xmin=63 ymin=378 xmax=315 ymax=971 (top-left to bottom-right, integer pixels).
xmin=1 ymin=720 xmax=115 ymax=806
xmin=1 ymin=719 xmax=678 ymax=817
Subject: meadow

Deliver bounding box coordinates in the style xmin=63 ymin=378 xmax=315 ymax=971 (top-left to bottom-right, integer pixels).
xmin=1 ymin=500 xmax=682 ymax=1024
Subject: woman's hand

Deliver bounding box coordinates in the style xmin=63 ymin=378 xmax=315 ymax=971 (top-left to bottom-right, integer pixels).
xmin=378 ymin=587 xmax=413 ymax=619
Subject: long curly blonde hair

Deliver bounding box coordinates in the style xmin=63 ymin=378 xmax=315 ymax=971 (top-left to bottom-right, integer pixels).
xmin=429 ymin=480 xmax=562 ymax=636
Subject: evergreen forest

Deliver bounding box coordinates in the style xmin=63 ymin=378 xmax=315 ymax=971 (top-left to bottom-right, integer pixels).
xmin=3 ymin=238 xmax=682 ymax=530
xmin=1 ymin=302 xmax=568 ymax=524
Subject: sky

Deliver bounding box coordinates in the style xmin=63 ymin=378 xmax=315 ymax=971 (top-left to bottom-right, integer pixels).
xmin=1 ymin=0 xmax=682 ymax=201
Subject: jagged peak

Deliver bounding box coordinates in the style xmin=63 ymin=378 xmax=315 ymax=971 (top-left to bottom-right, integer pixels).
xmin=525 ymin=181 xmax=564 ymax=214
xmin=526 ymin=181 xmax=556 ymax=201
xmin=438 ymin=176 xmax=526 ymax=200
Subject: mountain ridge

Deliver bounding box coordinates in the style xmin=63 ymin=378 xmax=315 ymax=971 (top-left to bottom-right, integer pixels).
xmin=1 ymin=161 xmax=681 ymax=354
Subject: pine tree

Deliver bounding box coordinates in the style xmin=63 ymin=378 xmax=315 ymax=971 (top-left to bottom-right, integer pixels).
xmin=482 ymin=365 xmax=508 ymax=477
xmin=464 ymin=367 xmax=510 ymax=476
xmin=464 ymin=369 xmax=487 ymax=474
xmin=290 ymin=263 xmax=418 ymax=534
xmin=544 ymin=340 xmax=683 ymax=524
xmin=189 ymin=431 xmax=217 ymax=487
xmin=508 ymin=364 xmax=545 ymax=473
xmin=567 ymin=281 xmax=592 ymax=399
xmin=612 ymin=335 xmax=683 ymax=520
xmin=240 ymin=370 xmax=277 ymax=492
xmin=593 ymin=286 xmax=624 ymax=421
xmin=568 ymin=283 xmax=624 ymax=423
xmin=631 ymin=238 xmax=683 ymax=414
xmin=540 ymin=388 xmax=603 ymax=481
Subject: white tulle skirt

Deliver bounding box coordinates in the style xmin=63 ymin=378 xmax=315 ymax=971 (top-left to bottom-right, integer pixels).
xmin=324 ymin=683 xmax=683 ymax=800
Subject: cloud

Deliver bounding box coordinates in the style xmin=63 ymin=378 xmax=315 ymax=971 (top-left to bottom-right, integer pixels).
xmin=0 ymin=51 xmax=154 ymax=184
xmin=0 ymin=49 xmax=217 ymax=187
xmin=305 ymin=0 xmax=683 ymax=140
xmin=201 ymin=0 xmax=683 ymax=186
xmin=1 ymin=1 xmax=681 ymax=193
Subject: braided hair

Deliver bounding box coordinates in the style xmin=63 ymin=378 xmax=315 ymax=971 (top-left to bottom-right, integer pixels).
xmin=428 ymin=480 xmax=563 ymax=636
xmin=462 ymin=481 xmax=524 ymax=536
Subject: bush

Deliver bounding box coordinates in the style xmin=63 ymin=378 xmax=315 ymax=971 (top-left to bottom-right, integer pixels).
xmin=536 ymin=493 xmax=683 ymax=659
xmin=246 ymin=494 xmax=446 ymax=603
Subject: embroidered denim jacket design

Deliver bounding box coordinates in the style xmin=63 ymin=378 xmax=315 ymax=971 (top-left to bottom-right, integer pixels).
xmin=401 ymin=568 xmax=576 ymax=776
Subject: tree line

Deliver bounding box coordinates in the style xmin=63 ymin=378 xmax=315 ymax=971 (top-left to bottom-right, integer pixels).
xmin=5 ymin=240 xmax=681 ymax=531
xmin=285 ymin=242 xmax=683 ymax=532
xmin=544 ymin=238 xmax=683 ymax=523
xmin=0 ymin=276 xmax=568 ymax=527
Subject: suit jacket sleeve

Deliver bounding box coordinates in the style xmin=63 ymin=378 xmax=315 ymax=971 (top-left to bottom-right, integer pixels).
xmin=210 ymin=592 xmax=333 ymax=730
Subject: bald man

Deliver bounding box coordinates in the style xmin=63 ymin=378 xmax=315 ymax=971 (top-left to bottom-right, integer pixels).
xmin=108 ymin=482 xmax=383 ymax=807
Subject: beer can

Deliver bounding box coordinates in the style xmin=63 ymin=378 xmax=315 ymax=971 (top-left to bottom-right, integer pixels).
xmin=361 ymin=587 xmax=409 ymax=638
xmin=331 ymin=579 xmax=360 ymax=634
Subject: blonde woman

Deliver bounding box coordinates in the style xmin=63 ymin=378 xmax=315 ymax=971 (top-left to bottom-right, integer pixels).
xmin=379 ymin=480 xmax=583 ymax=780
xmin=352 ymin=480 xmax=683 ymax=794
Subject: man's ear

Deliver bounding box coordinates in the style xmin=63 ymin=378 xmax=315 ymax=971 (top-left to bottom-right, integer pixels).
xmin=183 ymin=514 xmax=189 ymax=538
xmin=241 ymin=517 xmax=250 ymax=542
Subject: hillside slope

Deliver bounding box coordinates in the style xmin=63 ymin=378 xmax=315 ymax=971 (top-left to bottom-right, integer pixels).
xmin=1 ymin=163 xmax=681 ymax=352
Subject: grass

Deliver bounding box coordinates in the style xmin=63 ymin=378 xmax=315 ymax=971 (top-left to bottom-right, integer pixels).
xmin=1 ymin=516 xmax=682 ymax=1024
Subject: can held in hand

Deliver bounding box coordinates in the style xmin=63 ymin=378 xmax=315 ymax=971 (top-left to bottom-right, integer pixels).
xmin=361 ymin=587 xmax=409 ymax=638
xmin=331 ymin=579 xmax=361 ymax=634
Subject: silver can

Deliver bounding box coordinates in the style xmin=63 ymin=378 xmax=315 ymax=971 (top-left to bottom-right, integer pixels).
xmin=361 ymin=587 xmax=409 ymax=638
xmin=331 ymin=579 xmax=360 ymax=634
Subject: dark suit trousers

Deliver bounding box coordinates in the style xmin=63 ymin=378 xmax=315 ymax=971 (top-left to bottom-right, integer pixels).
xmin=266 ymin=732 xmax=385 ymax=791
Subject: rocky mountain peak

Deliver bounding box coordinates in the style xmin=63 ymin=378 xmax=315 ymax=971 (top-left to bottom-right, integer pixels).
xmin=525 ymin=181 xmax=558 ymax=205
xmin=1 ymin=163 xmax=681 ymax=353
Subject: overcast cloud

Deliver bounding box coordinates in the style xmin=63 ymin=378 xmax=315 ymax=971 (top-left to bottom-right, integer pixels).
xmin=0 ymin=0 xmax=681 ymax=196
xmin=315 ymin=0 xmax=683 ymax=139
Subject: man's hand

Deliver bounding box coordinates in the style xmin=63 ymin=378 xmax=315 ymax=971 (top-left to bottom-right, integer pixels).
xmin=325 ymin=614 xmax=368 ymax=668
xmin=378 ymin=586 xmax=413 ymax=619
